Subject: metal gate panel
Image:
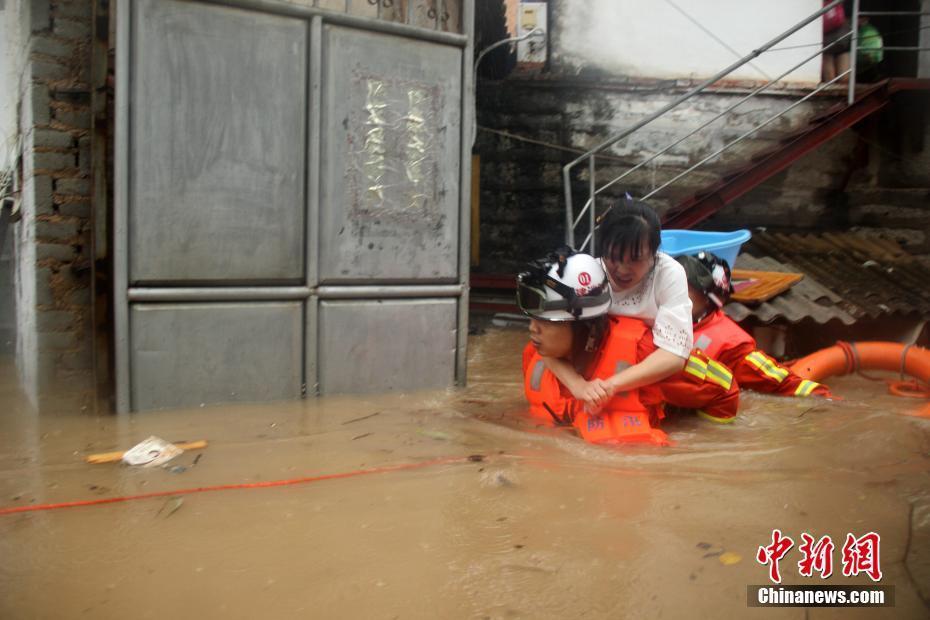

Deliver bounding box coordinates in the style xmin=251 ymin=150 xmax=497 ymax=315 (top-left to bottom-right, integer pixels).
xmin=318 ymin=25 xmax=462 ymax=283
xmin=318 ymin=299 xmax=457 ymax=394
xmin=130 ymin=302 xmax=304 ymax=410
xmin=129 ymin=0 xmax=308 ymax=283
xmin=116 ymin=0 xmax=474 ymax=412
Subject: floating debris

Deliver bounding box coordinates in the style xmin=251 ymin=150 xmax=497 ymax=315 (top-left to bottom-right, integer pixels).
xmin=719 ymin=552 xmax=742 ymax=565
xmin=122 ymin=437 xmax=184 ymax=467
xmin=156 ymin=497 xmax=184 ymax=518
xmin=85 ymin=438 xmax=208 ymax=465
xmin=342 ymin=412 xmax=381 ymax=425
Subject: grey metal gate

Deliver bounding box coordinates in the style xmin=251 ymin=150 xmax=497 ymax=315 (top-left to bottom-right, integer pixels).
xmin=115 ymin=0 xmax=473 ymax=412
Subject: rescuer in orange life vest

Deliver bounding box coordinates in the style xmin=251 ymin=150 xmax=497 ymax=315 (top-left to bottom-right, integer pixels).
xmin=676 ymin=251 xmax=833 ymax=398
xmin=518 ymin=247 xmax=741 ymax=446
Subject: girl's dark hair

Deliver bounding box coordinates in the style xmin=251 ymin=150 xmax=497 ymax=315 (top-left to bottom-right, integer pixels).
xmin=595 ymin=198 xmax=661 ymax=262
xmin=570 ymin=316 xmax=609 ymax=376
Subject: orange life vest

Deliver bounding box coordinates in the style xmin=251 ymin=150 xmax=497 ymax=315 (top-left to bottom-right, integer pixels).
xmin=692 ymin=309 xmax=755 ymax=362
xmin=523 ymin=342 xmax=574 ymax=424
xmin=523 ymin=317 xmax=669 ymax=446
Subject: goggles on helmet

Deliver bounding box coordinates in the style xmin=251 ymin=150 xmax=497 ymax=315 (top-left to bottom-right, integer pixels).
xmin=515 ymin=268 xmax=609 ymax=320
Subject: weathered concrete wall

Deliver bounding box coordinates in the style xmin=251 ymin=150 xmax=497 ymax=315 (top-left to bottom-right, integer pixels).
xmin=1 ymin=1 xmax=25 ymax=353
xmin=474 ymin=78 xmax=859 ymax=272
xmin=552 ymin=0 xmax=822 ymax=83
xmin=14 ymin=0 xmax=95 ymax=408
xmin=1 ymin=1 xmax=24 ymax=169
xmin=704 ymin=93 xmax=930 ymax=256
xmin=474 ymin=1 xmax=930 ymax=274
xmin=0 ymin=225 xmax=13 ymax=355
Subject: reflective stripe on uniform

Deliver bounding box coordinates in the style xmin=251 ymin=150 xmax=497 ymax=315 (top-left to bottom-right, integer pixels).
xmin=694 ymin=334 xmax=712 ymax=352
xmin=794 ymin=379 xmax=820 ymax=397
xmin=705 ymin=359 xmax=733 ymax=391
xmin=530 ymin=360 xmax=545 ymax=391
xmin=744 ymin=351 xmax=789 ymax=383
xmin=697 ymin=409 xmax=736 ymax=424
xmin=614 ymin=361 xmax=631 ymax=374
xmin=684 ymin=355 xmax=707 ymax=381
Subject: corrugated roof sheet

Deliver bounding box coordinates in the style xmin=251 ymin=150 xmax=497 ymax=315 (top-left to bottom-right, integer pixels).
xmin=725 ymin=232 xmax=930 ymax=325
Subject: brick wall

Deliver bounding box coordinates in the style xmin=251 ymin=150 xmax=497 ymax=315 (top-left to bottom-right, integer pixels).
xmin=16 ymin=0 xmax=95 ymax=408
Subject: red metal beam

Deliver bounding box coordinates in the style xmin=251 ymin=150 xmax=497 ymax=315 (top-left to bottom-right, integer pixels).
xmin=661 ymin=80 xmax=909 ymax=229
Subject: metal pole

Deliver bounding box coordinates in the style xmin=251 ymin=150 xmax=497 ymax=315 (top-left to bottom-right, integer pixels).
xmin=563 ymin=165 xmax=574 ymax=247
xmin=114 ymin=0 xmax=131 ymax=413
xmin=572 ymin=196 xmax=593 ymax=229
xmin=306 ymin=15 xmax=324 ymax=397
xmin=591 ymin=32 xmax=853 ymax=202
xmin=643 ymin=70 xmax=851 ymax=201
xmin=848 ymin=0 xmax=860 ymax=105
xmin=456 ymin=0 xmax=475 ymax=388
xmin=588 ymin=156 xmax=596 ymax=254
xmin=563 ymin=0 xmax=844 ymax=169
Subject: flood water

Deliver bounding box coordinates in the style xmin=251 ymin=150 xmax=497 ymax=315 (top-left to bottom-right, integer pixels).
xmin=1 ymin=325 xmax=929 ymax=619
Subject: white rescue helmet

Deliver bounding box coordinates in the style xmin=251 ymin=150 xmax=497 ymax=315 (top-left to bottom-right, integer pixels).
xmin=516 ymin=247 xmax=612 ymax=322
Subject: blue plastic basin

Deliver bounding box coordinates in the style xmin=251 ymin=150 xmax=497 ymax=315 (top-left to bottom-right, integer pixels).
xmin=659 ymin=229 xmax=752 ymax=268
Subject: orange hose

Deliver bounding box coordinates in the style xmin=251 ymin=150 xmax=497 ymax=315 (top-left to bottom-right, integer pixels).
xmin=790 ymin=341 xmax=930 ymax=399
xmin=0 ymin=455 xmax=473 ymax=517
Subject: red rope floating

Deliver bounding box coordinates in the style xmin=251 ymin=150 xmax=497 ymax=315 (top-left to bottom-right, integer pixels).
xmin=0 ymin=455 xmax=472 ymax=517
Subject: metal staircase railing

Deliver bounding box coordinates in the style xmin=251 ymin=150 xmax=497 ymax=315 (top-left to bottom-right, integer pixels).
xmin=563 ymin=0 xmax=862 ymax=252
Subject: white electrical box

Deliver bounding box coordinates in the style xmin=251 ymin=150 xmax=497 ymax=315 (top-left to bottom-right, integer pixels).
xmin=517 ymin=2 xmax=547 ymax=64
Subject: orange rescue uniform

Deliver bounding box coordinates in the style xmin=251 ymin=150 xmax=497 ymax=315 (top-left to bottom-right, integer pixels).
xmin=523 ymin=316 xmax=741 ymax=443
xmin=692 ymin=309 xmax=832 ymax=398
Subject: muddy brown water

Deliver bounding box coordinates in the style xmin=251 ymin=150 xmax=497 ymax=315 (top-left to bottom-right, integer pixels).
xmin=1 ymin=326 xmax=929 ymax=619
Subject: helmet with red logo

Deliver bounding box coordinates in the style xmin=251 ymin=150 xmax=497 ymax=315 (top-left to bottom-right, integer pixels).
xmin=516 ymin=246 xmax=611 ymax=321
xmin=676 ymin=250 xmax=734 ymax=308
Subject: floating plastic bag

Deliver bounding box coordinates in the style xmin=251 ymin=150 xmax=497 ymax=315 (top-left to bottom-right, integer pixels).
xmin=121 ymin=436 xmax=184 ymax=467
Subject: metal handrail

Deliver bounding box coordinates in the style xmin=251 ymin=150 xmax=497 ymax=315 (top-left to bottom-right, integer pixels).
xmin=574 ymin=30 xmax=854 ymax=216
xmin=847 ymin=0 xmax=860 ymax=106
xmin=642 ymin=69 xmax=850 ymax=201
xmin=576 ymin=77 xmax=860 ymax=251
xmin=565 ymin=0 xmax=927 ymax=251
xmin=563 ymin=0 xmax=850 ymax=249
